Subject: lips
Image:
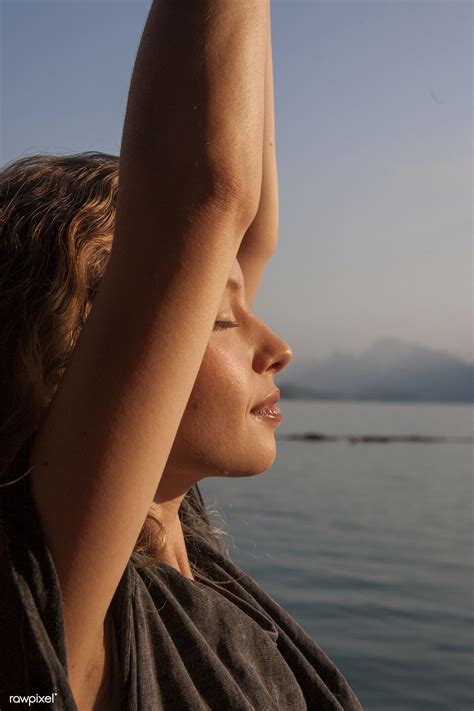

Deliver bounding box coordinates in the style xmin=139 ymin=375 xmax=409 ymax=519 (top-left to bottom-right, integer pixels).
xmin=250 ymin=388 xmax=280 ymax=413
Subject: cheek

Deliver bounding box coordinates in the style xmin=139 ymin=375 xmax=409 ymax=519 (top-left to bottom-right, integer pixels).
xmin=187 ymin=344 xmax=249 ymax=423
xmin=169 ymin=343 xmax=276 ymax=476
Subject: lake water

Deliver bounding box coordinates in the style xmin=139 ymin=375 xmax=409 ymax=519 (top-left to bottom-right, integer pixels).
xmin=199 ymin=399 xmax=473 ymax=711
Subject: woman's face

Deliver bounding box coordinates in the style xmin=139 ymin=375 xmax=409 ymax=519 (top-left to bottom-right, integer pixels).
xmin=165 ymin=258 xmax=293 ymax=485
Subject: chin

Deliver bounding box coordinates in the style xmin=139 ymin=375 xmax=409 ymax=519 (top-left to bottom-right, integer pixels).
xmin=212 ymin=447 xmax=277 ymax=479
xmin=224 ymin=468 xmax=272 ymax=479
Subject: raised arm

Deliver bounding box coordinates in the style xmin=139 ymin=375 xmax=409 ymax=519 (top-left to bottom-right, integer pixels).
xmin=237 ymin=0 xmax=279 ymax=308
xmin=28 ymin=1 xmax=267 ymax=703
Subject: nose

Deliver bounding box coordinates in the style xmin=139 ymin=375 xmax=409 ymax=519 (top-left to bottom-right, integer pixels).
xmin=252 ymin=318 xmax=293 ymax=375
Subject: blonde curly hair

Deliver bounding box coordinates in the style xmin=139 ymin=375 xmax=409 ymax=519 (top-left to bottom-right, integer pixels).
xmin=0 ymin=151 xmax=229 ymax=573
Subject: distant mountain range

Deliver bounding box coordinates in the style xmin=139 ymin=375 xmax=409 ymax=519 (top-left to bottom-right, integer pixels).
xmin=277 ymin=339 xmax=473 ymax=404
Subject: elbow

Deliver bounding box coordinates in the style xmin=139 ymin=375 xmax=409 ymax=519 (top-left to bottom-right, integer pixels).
xmin=198 ymin=167 xmax=261 ymax=230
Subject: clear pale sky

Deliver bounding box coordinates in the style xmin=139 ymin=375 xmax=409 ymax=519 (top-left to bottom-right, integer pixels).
xmin=2 ymin=0 xmax=472 ymax=364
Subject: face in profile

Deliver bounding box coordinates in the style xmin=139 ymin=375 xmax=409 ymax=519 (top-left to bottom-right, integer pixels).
xmin=163 ymin=258 xmax=293 ymax=490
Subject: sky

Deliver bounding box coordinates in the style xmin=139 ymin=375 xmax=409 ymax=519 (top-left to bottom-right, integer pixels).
xmin=1 ymin=0 xmax=472 ymax=365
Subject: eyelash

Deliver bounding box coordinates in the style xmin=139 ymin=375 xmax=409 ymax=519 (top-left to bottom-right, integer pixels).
xmin=213 ymin=320 xmax=240 ymax=331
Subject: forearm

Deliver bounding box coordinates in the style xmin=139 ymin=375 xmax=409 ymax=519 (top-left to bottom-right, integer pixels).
xmin=116 ymin=0 xmax=268 ymax=238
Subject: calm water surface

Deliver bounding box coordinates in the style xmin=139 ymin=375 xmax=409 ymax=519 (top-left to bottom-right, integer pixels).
xmin=200 ymin=400 xmax=473 ymax=711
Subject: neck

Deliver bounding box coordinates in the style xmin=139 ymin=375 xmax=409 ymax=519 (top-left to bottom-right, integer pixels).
xmin=149 ymin=476 xmax=199 ymax=581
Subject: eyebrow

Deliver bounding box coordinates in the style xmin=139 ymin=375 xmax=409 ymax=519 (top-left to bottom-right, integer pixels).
xmin=226 ymin=278 xmax=243 ymax=293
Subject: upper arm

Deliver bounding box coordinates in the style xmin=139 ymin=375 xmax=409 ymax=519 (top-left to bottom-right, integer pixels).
xmin=237 ymin=0 xmax=278 ymax=310
xmin=28 ymin=196 xmax=250 ymax=696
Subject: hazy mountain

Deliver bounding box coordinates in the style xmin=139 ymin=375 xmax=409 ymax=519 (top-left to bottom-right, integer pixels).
xmin=278 ymin=339 xmax=473 ymax=404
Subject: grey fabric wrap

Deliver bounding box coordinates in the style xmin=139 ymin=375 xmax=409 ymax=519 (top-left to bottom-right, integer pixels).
xmin=0 ymin=475 xmax=363 ymax=710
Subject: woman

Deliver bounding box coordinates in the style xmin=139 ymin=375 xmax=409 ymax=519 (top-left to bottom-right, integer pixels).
xmin=0 ymin=2 xmax=363 ymax=710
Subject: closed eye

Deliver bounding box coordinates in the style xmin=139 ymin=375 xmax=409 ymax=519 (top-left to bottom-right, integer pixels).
xmin=213 ymin=320 xmax=240 ymax=331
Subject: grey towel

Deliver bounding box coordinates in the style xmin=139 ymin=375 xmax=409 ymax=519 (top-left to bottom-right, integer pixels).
xmin=0 ymin=476 xmax=363 ymax=710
